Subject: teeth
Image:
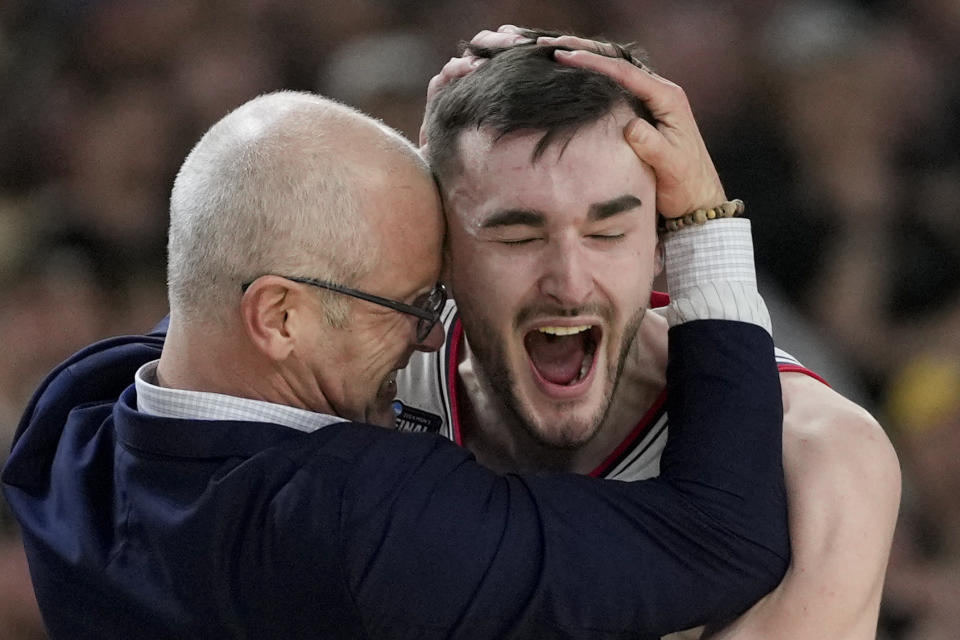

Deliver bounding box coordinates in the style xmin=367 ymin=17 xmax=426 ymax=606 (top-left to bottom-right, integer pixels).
xmin=538 ymin=325 xmax=590 ymax=336
xmin=577 ymin=352 xmax=593 ymax=381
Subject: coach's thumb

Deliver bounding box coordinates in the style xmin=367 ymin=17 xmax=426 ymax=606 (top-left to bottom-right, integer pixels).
xmin=624 ymin=118 xmax=653 ymax=146
xmin=623 ymin=118 xmax=661 ymax=167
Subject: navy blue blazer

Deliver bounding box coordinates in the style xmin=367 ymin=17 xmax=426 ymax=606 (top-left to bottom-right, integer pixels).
xmin=3 ymin=320 xmax=787 ymax=639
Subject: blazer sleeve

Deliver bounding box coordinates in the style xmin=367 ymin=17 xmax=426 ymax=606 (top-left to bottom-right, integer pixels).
xmin=335 ymin=319 xmax=787 ymax=639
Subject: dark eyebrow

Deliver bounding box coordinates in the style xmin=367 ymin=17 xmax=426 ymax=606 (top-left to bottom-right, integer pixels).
xmin=480 ymin=195 xmax=642 ymax=229
xmin=480 ymin=209 xmax=545 ymax=229
xmin=588 ymin=195 xmax=643 ymax=222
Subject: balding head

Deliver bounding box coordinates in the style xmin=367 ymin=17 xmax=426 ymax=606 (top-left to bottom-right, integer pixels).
xmin=167 ymin=91 xmax=432 ymax=326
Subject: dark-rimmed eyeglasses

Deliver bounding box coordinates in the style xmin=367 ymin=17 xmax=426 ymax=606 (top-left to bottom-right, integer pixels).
xmin=242 ymin=276 xmax=446 ymax=342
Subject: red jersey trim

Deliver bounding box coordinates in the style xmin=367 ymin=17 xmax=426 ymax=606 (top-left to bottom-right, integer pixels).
xmin=589 ymin=389 xmax=667 ymax=478
xmin=777 ymin=364 xmax=830 ymax=387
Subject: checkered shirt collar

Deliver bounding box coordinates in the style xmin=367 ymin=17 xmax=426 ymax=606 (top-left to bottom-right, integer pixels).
xmin=134 ymin=360 xmax=343 ymax=433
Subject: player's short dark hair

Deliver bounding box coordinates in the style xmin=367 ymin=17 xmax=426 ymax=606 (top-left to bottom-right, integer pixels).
xmin=424 ymin=29 xmax=654 ymax=182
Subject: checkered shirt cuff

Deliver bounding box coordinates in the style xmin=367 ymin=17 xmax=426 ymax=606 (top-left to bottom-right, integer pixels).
xmin=662 ymin=218 xmax=772 ymax=335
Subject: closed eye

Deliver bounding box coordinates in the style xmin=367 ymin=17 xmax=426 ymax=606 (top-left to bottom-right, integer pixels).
xmin=588 ymin=233 xmax=625 ymax=241
xmin=500 ymin=237 xmax=541 ymax=246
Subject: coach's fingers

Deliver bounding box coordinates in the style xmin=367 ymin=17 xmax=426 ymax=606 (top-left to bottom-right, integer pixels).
xmin=421 ymin=56 xmax=482 ymax=147
xmin=427 ymin=56 xmax=480 ymax=100
xmin=537 ymin=34 xmax=621 ymax=58
xmin=622 ymin=118 xmax=671 ymax=176
xmin=552 ymin=49 xmax=689 ymax=123
xmin=625 ymin=116 xmax=726 ymax=217
xmin=469 ymin=28 xmax=533 ymax=50
xmin=623 ymin=117 xmax=687 ymax=218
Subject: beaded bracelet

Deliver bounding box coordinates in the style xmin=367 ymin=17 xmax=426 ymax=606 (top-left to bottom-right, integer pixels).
xmin=658 ymin=199 xmax=745 ymax=233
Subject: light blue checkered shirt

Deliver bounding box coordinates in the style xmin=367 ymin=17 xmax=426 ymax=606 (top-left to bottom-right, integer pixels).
xmin=135 ymin=361 xmax=343 ymax=432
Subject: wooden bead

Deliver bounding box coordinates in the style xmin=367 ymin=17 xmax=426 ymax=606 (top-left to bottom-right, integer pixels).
xmin=659 ymin=199 xmax=745 ymax=233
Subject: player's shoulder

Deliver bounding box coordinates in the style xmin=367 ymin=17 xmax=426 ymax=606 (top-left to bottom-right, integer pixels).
xmin=780 ymin=371 xmax=900 ymax=496
xmin=780 ymin=370 xmax=876 ymax=437
xmin=767 ymin=345 xmax=899 ymax=491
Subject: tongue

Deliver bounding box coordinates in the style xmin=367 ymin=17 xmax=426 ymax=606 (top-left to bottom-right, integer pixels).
xmin=524 ymin=331 xmax=586 ymax=385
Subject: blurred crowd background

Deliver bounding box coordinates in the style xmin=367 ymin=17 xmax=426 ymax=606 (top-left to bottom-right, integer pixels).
xmin=1 ymin=0 xmax=958 ymax=638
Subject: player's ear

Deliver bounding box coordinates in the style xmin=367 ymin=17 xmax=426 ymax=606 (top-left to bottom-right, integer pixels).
xmin=240 ymin=276 xmax=298 ymax=362
xmin=654 ymin=239 xmax=664 ymax=276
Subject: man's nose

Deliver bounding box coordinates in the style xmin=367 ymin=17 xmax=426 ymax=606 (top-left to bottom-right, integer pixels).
xmin=538 ymin=239 xmax=593 ymax=307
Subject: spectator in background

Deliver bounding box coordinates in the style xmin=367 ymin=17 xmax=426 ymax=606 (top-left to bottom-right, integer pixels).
xmin=881 ymin=356 xmax=960 ymax=640
xmin=319 ymin=31 xmax=439 ymax=142
xmin=749 ymin=1 xmax=960 ymax=393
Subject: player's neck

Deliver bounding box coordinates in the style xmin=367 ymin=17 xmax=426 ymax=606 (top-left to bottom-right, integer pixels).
xmin=456 ymin=312 xmax=668 ymax=475
xmin=602 ymin=310 xmax=668 ymax=440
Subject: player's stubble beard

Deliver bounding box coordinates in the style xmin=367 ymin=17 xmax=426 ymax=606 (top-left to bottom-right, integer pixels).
xmin=463 ymin=302 xmax=648 ymax=452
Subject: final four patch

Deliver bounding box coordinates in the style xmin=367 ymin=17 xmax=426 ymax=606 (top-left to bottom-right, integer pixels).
xmin=392 ymin=401 xmax=443 ymax=434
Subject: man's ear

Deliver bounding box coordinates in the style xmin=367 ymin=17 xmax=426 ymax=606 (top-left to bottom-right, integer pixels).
xmin=240 ymin=276 xmax=297 ymax=362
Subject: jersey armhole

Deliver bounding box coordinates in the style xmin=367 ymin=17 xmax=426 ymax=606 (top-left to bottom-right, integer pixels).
xmin=777 ymin=363 xmax=830 ymax=387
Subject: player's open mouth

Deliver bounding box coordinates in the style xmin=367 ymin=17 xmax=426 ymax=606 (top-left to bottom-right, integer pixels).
xmin=523 ymin=324 xmax=600 ymax=392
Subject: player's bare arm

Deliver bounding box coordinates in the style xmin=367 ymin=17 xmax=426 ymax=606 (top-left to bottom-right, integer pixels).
xmin=557 ymin=43 xmax=902 ymax=640
xmin=697 ymin=375 xmax=901 ymax=640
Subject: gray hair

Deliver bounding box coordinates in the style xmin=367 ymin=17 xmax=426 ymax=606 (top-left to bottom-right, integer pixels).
xmin=167 ymin=91 xmax=419 ymax=326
